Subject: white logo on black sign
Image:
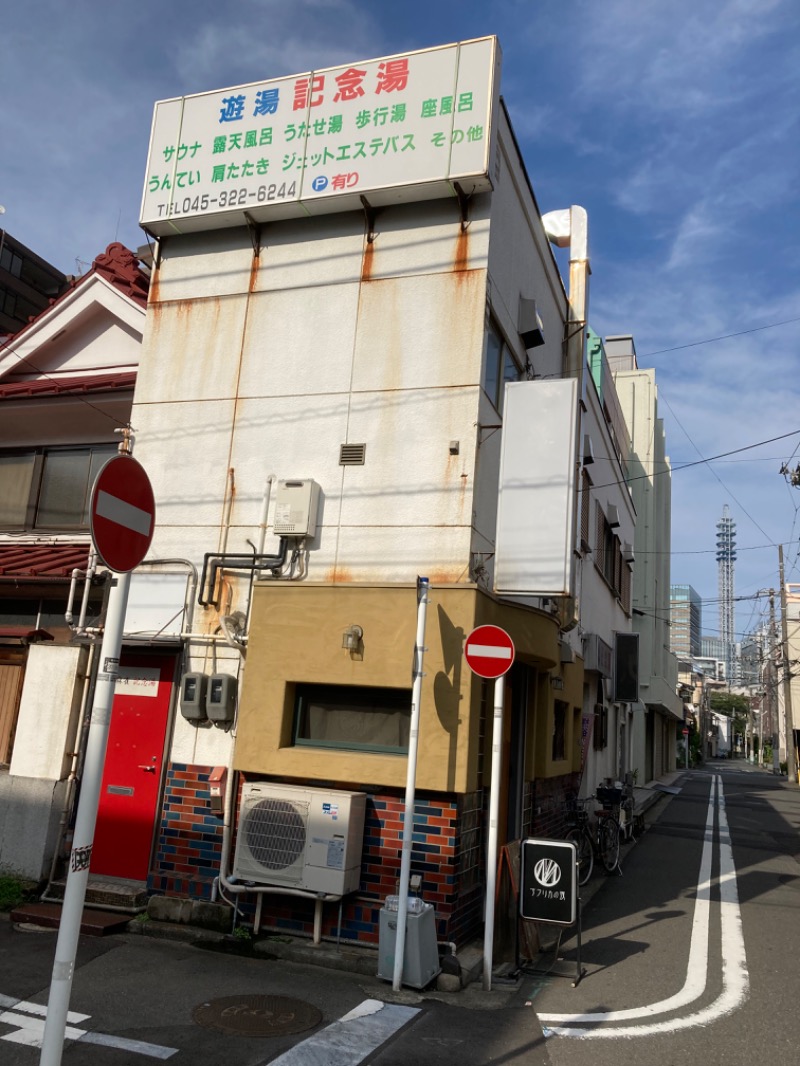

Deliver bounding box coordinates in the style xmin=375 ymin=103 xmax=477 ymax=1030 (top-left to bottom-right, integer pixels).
xmin=533 ymin=857 xmax=562 ymax=888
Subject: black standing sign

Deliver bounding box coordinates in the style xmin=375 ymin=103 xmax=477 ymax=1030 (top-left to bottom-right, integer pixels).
xmin=520 ymin=838 xmax=577 ymax=926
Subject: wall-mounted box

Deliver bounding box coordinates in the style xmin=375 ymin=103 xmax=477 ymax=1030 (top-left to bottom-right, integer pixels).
xmin=207 ymin=673 xmax=237 ymax=724
xmin=273 ymin=479 xmax=320 ymax=538
xmin=180 ymin=673 xmax=208 ymax=722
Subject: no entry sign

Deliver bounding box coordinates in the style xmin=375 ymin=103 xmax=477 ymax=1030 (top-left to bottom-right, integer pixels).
xmin=90 ymin=455 xmax=155 ymax=573
xmin=464 ymin=625 xmax=515 ymax=679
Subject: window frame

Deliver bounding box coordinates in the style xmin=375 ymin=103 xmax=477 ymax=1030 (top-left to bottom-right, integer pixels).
xmin=292 ymin=682 xmax=413 ymax=755
xmin=482 ymin=317 xmax=524 ymax=414
xmin=0 ymin=443 xmax=117 ymax=531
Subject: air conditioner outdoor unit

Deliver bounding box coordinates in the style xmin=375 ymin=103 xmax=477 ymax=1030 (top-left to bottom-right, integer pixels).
xmin=232 ymin=782 xmax=367 ymax=895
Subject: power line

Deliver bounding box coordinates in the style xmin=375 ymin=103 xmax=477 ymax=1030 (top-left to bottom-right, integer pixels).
xmin=640 ymin=315 xmax=800 ymax=358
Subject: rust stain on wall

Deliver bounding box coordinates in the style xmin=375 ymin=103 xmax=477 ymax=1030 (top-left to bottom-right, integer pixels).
xmin=361 ymin=239 xmax=374 ymax=283
xmin=324 ymin=565 xmax=354 ymax=584
xmin=453 ymin=227 xmax=470 ymax=274
xmin=248 ymin=252 xmax=260 ymax=293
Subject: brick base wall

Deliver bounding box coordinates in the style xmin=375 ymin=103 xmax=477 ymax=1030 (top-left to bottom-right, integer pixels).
xmin=149 ymin=764 xmax=488 ymax=948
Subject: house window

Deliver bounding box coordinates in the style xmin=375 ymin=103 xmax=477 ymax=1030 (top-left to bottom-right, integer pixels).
xmin=552 ymin=699 xmax=567 ymax=761
xmin=580 ymin=469 xmax=591 ymax=551
xmin=482 ymin=318 xmax=522 ymax=414
xmin=293 ymin=683 xmax=412 ymax=754
xmin=593 ymin=703 xmax=608 ymax=750
xmin=0 ymin=444 xmax=117 ymax=530
xmin=594 ymin=500 xmax=629 ymax=612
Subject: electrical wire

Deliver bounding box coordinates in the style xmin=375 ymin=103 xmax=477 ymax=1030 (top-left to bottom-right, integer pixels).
xmin=640 ymin=315 xmax=800 ymax=358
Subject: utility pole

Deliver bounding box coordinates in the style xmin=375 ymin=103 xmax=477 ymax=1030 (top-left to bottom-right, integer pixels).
xmin=777 ymin=546 xmax=798 ymax=784
xmin=769 ymin=589 xmax=779 ymax=772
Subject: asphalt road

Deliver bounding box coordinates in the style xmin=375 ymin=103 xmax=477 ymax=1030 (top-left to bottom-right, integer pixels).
xmin=1 ymin=761 xmax=797 ymax=1065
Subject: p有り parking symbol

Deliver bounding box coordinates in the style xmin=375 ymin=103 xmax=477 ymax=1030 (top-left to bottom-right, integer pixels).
xmin=311 ymin=175 xmax=328 ymax=192
xmin=534 ymin=857 xmax=562 ymax=888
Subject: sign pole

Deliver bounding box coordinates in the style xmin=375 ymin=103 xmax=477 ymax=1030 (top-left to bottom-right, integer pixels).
xmin=39 ymin=570 xmax=131 ymax=1066
xmin=483 ymin=672 xmax=505 ymax=991
xmin=392 ymin=577 xmax=429 ymax=991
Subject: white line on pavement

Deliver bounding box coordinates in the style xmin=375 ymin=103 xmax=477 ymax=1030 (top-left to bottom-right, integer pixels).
xmin=541 ymin=775 xmax=749 ymax=1039
xmin=265 ymin=999 xmax=420 ymax=1065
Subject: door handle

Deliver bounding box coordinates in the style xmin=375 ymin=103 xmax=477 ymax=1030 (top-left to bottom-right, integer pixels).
xmin=138 ymin=765 xmax=156 ymax=773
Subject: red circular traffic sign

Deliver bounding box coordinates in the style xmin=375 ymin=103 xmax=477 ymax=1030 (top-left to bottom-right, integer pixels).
xmin=464 ymin=625 xmax=515 ymax=679
xmin=90 ymin=455 xmax=155 ymax=572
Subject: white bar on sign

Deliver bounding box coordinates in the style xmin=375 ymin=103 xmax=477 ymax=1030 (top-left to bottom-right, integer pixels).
xmin=96 ymin=491 xmax=152 ymax=536
xmin=467 ymin=644 xmax=512 ymax=659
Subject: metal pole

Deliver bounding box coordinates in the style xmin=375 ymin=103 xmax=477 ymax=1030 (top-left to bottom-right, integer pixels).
xmin=39 ymin=569 xmax=131 ymax=1065
xmin=483 ymin=671 xmax=506 ymax=991
xmin=778 ymin=546 xmax=798 ymax=784
xmin=392 ymin=577 xmax=429 ymax=991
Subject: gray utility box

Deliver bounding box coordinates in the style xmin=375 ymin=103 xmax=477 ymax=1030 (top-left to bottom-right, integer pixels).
xmin=377 ymin=899 xmax=440 ymax=989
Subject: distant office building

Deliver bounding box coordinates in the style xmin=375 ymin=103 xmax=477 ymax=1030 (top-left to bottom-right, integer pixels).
xmin=670 ymin=584 xmax=702 ymax=660
xmin=0 ymin=230 xmax=68 ymax=336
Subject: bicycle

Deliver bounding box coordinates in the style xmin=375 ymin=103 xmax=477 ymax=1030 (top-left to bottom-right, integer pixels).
xmin=564 ymin=787 xmax=622 ymax=885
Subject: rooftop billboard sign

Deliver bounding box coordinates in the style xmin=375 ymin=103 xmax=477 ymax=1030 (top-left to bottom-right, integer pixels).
xmin=140 ymin=37 xmax=500 ymax=237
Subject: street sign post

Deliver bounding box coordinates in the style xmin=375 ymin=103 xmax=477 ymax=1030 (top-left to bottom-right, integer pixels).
xmin=41 ymin=449 xmax=154 ymax=1065
xmin=464 ymin=624 xmax=515 ymax=991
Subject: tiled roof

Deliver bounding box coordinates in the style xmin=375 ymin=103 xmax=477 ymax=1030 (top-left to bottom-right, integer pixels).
xmin=0 ymin=544 xmax=91 ymax=581
xmin=4 ymin=242 xmax=149 ymax=339
xmin=91 ymin=243 xmax=149 ymax=309
xmin=0 ymin=371 xmax=136 ymax=400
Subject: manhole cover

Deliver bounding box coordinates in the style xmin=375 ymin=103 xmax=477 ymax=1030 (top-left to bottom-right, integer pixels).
xmin=192 ymin=995 xmax=322 ymax=1037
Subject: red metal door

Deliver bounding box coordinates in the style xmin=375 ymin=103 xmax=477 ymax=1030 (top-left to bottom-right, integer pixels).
xmin=91 ymin=653 xmax=175 ymax=880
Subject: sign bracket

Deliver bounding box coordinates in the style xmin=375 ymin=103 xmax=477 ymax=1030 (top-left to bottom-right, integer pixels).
xmin=360 ymin=195 xmax=380 ymax=244
xmin=452 ymin=181 xmax=471 ymax=232
xmin=243 ymin=212 xmax=262 ymax=257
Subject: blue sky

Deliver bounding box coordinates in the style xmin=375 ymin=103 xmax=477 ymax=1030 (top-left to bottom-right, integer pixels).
xmin=2 ymin=0 xmax=799 ymax=643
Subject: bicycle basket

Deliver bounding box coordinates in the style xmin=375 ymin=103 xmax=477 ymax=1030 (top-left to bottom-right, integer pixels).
xmin=596 ymin=785 xmax=623 ymax=807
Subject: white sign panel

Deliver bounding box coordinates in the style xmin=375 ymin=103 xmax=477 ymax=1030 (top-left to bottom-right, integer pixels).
xmin=494 ymin=380 xmax=578 ymax=597
xmin=140 ymin=37 xmax=500 ymax=236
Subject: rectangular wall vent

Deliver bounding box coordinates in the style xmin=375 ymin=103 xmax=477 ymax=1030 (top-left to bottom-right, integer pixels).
xmin=340 ymin=443 xmax=366 ymax=466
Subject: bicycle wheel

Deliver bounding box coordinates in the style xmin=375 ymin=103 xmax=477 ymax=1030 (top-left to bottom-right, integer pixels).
xmin=599 ymin=817 xmax=620 ymax=872
xmin=566 ymin=827 xmax=593 ymax=885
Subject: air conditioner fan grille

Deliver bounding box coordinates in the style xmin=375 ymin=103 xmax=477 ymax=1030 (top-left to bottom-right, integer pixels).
xmin=243 ymin=798 xmax=307 ymax=870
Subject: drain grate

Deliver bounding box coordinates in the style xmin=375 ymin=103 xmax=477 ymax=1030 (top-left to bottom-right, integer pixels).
xmin=192 ymin=995 xmax=322 ymax=1037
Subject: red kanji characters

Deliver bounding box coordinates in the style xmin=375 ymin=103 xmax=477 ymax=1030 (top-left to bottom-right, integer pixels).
xmin=333 ymin=67 xmax=367 ymax=102
xmin=293 ymin=74 xmax=325 ymax=111
xmin=376 ymin=58 xmax=409 ymax=93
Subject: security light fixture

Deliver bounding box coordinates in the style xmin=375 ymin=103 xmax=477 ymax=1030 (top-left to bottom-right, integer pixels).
xmin=342 ymin=624 xmax=363 ymax=651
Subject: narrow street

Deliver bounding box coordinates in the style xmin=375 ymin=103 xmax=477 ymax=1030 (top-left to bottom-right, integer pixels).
xmin=1 ymin=763 xmax=797 ymax=1065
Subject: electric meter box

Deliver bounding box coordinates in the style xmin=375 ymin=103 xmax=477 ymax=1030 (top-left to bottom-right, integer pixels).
xmin=206 ymin=674 xmax=237 ymax=724
xmin=180 ymin=673 xmax=208 ymax=722
xmin=273 ymin=479 xmax=320 ymax=538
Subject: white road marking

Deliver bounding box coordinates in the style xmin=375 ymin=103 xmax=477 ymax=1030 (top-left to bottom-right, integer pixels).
xmin=95 ymin=489 xmax=152 ymax=536
xmin=266 ymin=998 xmax=420 ymax=1065
xmin=539 ymin=775 xmax=749 ymax=1039
xmin=0 ymin=992 xmax=177 ymax=1058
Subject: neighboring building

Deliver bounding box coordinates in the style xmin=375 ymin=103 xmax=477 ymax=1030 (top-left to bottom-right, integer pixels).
xmin=693 ymin=656 xmax=726 ymax=683
xmin=701 ymin=634 xmax=727 ymax=660
xmin=0 ymin=243 xmax=149 ymax=878
xmin=609 ymin=335 xmax=683 ymax=782
xmin=669 ymin=584 xmax=702 ymax=660
xmin=0 ymin=230 xmax=68 ymax=336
